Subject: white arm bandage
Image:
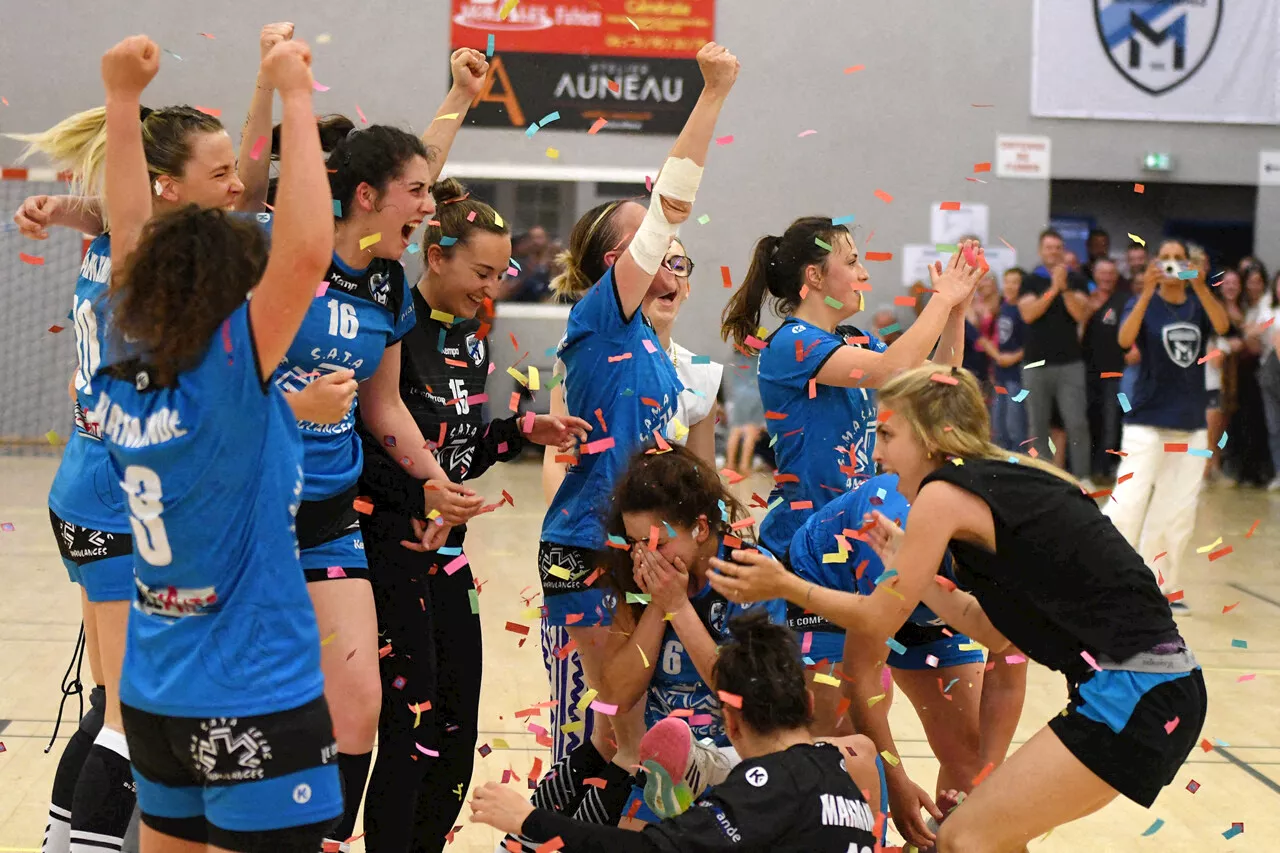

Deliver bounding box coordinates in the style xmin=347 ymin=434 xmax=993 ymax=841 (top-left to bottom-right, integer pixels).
xmin=626 ymin=156 xmax=705 ymax=275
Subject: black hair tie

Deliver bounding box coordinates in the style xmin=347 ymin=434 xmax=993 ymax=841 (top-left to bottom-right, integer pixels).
xmin=140 ymin=106 xmax=153 ymax=121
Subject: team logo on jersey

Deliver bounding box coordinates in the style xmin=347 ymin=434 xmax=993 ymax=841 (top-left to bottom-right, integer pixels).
xmin=708 ymin=599 xmax=728 ymax=635
xmin=368 ymin=271 xmax=391 ymax=306
xmin=59 ymin=520 xmax=76 ymax=552
xmin=1093 ymin=0 xmax=1222 ymax=96
xmin=1161 ymin=321 xmax=1201 ymax=368
xmin=189 ymin=718 xmax=273 ymax=782
xmin=744 ymin=766 xmax=769 ymax=787
xmin=465 ymin=332 xmax=486 ymax=367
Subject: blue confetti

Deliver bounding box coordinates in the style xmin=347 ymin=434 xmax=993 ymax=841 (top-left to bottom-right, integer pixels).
xmin=1223 ymin=823 xmax=1244 ymax=840
xmin=486 ymin=33 xmax=495 ymax=57
xmin=1008 ymin=456 xmax=1020 ymax=463
xmin=509 ymin=256 xmax=523 ymax=271
xmin=662 ymin=521 xmax=676 ymax=538
xmin=545 ymin=346 xmax=559 ymax=357
xmin=1231 ymin=638 xmax=1248 ymax=648
xmin=691 ymin=354 xmax=711 ymax=364
xmin=1218 ymin=431 xmax=1229 ymax=448
xmin=874 ymin=569 xmax=898 ymax=586
xmin=1011 ymin=389 xmax=1029 ymax=402
xmin=437 ymin=328 xmax=447 ymax=352
xmin=1177 ymin=269 xmax=1199 ymax=280
xmin=333 ymin=200 xmax=342 ymax=217
xmin=802 ymin=656 xmax=816 ymax=666
xmin=1117 ymin=392 xmax=1131 ymax=413
xmin=718 ymin=499 xmax=729 ymax=522
xmin=885 ymin=637 xmax=907 ymax=655
xmin=943 ymin=678 xmax=959 ymax=693
xmin=1141 ymin=819 xmax=1164 ymax=837
xmin=1188 ymin=448 xmax=1213 ymax=458
xmin=875 ymin=487 xmax=886 ymax=501
xmin=832 ymin=214 xmax=855 ymax=226
xmin=440 ymin=236 xmax=458 ymax=247
xmin=607 ymin=534 xmax=627 ymax=546
xmin=525 ymin=123 xmax=539 ymax=137
xmin=405 ymin=243 xmax=420 ymax=254
xmin=163 ymin=48 xmax=182 ymax=61
xmin=538 ymin=111 xmax=561 ymax=127
xmin=438 ymin=546 xmax=463 ymax=556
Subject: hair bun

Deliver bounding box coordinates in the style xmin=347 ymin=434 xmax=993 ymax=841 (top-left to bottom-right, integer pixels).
xmin=550 ymin=248 xmax=591 ymax=300
xmin=431 ymin=177 xmax=469 ymax=206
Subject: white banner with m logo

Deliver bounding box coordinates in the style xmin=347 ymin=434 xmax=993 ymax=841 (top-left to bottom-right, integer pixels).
xmin=1032 ymin=0 xmax=1280 ymax=124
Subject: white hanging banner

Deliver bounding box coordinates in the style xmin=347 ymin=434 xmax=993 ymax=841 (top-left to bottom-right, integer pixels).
xmin=1031 ymin=0 xmax=1280 ymax=124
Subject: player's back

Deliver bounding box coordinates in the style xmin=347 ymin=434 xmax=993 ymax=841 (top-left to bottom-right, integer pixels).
xmin=92 ymin=303 xmax=321 ymax=718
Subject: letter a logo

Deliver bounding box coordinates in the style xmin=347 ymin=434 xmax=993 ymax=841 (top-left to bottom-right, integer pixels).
xmin=470 ymin=56 xmax=525 ymax=126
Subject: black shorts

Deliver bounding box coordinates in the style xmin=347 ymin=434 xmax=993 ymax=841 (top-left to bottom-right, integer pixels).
xmin=296 ymin=485 xmax=369 ymax=582
xmin=122 ymin=696 xmax=342 ymax=851
xmin=537 ymin=541 xmax=616 ymax=627
xmin=1048 ymin=668 xmax=1206 ymax=807
xmin=49 ymin=508 xmax=135 ymax=602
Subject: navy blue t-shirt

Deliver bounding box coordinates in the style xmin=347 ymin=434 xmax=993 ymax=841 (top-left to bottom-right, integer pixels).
xmin=1122 ymin=293 xmax=1212 ymax=431
xmin=961 ymin=319 xmax=990 ymax=379
xmin=993 ymin=302 xmax=1025 ymax=385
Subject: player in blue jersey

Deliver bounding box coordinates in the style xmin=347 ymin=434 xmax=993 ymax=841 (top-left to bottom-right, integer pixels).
xmin=10 ymin=35 xmax=296 ymax=852
xmin=234 ymin=44 xmax=500 ymax=851
xmin=94 ymin=35 xmax=340 ymax=853
xmin=720 ymin=222 xmax=985 ymax=559
xmin=785 ymin=473 xmax=1027 ymax=846
xmin=537 ymin=42 xmax=740 ymax=772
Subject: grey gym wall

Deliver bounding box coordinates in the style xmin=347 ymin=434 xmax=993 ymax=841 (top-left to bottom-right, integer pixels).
xmin=1 ymin=0 xmax=1274 ymax=365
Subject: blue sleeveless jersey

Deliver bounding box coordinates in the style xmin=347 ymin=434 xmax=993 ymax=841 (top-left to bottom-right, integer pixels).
xmin=48 ymin=234 xmax=129 ymax=531
xmin=92 ymin=303 xmax=321 ymax=717
xmin=757 ymin=319 xmax=886 ymax=555
xmin=272 ymin=256 xmax=416 ymax=501
xmin=645 ymin=540 xmax=789 ymax=746
xmin=542 ymin=267 xmax=683 ymax=549
xmin=788 ymin=473 xmax=950 ymax=628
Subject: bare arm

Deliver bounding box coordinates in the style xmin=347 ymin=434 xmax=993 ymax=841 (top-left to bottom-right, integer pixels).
xmin=1190 ymin=279 xmax=1230 ymax=336
xmin=993 ymin=348 xmax=1024 ymax=368
xmin=1017 ymin=289 xmax=1057 ymax=324
xmin=421 ymin=48 xmax=488 ymax=185
xmin=932 ymin=302 xmax=968 ymax=367
xmin=541 ymin=378 xmax=570 ymax=505
xmin=236 ymin=23 xmax=294 ymax=213
xmin=597 ymin=606 xmax=665 ymax=712
xmin=101 ymin=40 xmax=158 ymax=279
xmin=357 ymin=342 xmax=451 ymax=482
xmin=13 ymin=195 xmax=105 ymax=239
xmin=1117 ymin=293 xmax=1151 ymax=351
xmin=685 ymin=407 xmax=717 ymax=467
xmin=1063 ymin=290 xmax=1092 ymax=324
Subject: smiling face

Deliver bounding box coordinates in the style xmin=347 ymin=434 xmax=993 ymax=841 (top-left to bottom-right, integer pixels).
xmin=621 ymin=510 xmax=715 ymax=582
xmin=426 ymin=229 xmax=513 ymax=319
xmin=1001 ymin=269 xmax=1022 ymax=302
xmin=357 ymin=154 xmax=436 ymax=259
xmin=642 ymin=239 xmax=691 ymax=334
xmin=160 ymin=130 xmax=244 ymax=211
xmin=1039 ymin=233 xmax=1065 ymax=268
xmin=1220 ymin=270 xmax=1242 ymax=302
xmin=870 ymin=404 xmax=937 ymax=500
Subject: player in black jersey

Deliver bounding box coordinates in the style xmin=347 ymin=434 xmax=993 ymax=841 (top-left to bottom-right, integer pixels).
xmin=356 ymin=177 xmax=588 ymax=853
xmin=471 ymin=609 xmax=882 ymax=852
xmin=709 ymin=363 xmax=1206 ymax=852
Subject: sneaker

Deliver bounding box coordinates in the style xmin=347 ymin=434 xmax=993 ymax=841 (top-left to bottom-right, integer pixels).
xmin=638 ymin=718 xmax=732 ymax=817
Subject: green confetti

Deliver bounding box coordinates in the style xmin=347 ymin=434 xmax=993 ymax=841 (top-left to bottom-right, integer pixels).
xmin=697 ymin=214 xmax=711 ymax=225
xmin=1231 ymin=638 xmax=1248 ymax=648
xmin=626 ymin=592 xmax=652 ymax=604
xmin=815 ymin=237 xmax=833 ymax=252
xmin=468 ymin=588 xmax=479 ymax=614
xmin=1048 ymin=436 xmax=1057 ymax=456
xmin=823 ymin=296 xmax=845 ymax=309
xmin=333 ymin=200 xmax=342 ymax=217
xmin=546 ymin=373 xmax=563 ymax=389
xmin=877 ymin=323 xmax=901 ymax=336
xmin=935 ymin=243 xmax=958 ymax=253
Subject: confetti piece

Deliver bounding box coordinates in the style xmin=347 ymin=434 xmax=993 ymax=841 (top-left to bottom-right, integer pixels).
xmin=823 ymin=296 xmax=844 ymax=310
xmin=0 ymin=523 xmax=13 ymax=532
xmin=1223 ymin=823 xmax=1244 ymax=840
xmin=1237 ymin=673 xmax=1255 ymax=682
xmin=468 ymin=588 xmax=479 ymax=614
xmin=885 ymin=637 xmax=907 ymax=655
xmin=696 ymin=213 xmax=711 ymax=225
xmin=879 ymin=750 xmax=900 ymax=767
xmin=430 ymin=308 xmax=456 ymax=324
xmin=864 ymin=250 xmax=893 ymax=262
xmin=797 ymin=129 xmax=817 ymax=137
xmin=545 ymin=147 xmax=560 ymax=159
xmin=359 ymin=233 xmax=382 ymax=250
xmin=588 ymin=117 xmax=608 ymax=135
xmin=1223 ymin=601 xmax=1240 ymax=613
xmin=48 ymin=324 xmax=64 ymax=333
xmin=873 ymin=189 xmax=893 ymax=204
xmin=538 ymin=111 xmax=561 ymax=127
xmin=315 ymin=32 xmax=331 ymax=43
xmin=715 ymin=134 xmax=734 ymax=145
xmin=814 ymin=237 xmax=833 ymax=252
xmin=974 ymin=162 xmax=992 ymax=173
xmin=939 ymin=201 xmax=961 ymax=211
xmin=1195 ymin=536 xmax=1222 ymax=554
xmin=1164 ymin=717 xmax=1180 ymax=734
xmin=535 ymin=838 xmax=564 ymax=853
xmin=1218 ymin=431 xmax=1228 ymax=449
xmin=865 ymin=693 xmax=886 ymax=706
xmin=625 ymin=592 xmax=651 ymax=605
xmin=1208 ymin=545 xmax=1233 ymax=562
xmin=1080 ymin=650 xmax=1102 ymax=672
xmin=486 ymin=34 xmax=495 ymax=57
xmin=844 ymin=64 xmax=865 ymax=74
xmin=812 ymin=673 xmax=840 ymax=688
xmin=1011 ymin=389 xmax=1029 ymax=402
xmin=249 ymin=135 xmax=268 ymax=161
xmin=1186 ymin=779 xmax=1199 ymax=793
xmin=434 ymin=113 xmax=460 ymax=122
xmin=717 ymin=690 xmax=743 ymax=709
xmin=46 ymin=430 xmax=60 ymax=445
xmin=1117 ymin=392 xmax=1131 ymax=412
xmin=1134 ymin=183 xmax=1145 ymax=193
xmin=499 ymin=0 xmax=520 ymax=19
xmin=19 ymin=252 xmax=44 ymax=265
xmin=1246 ymin=519 xmax=1260 ymax=538
xmin=930 ymin=372 xmax=959 ymax=386
xmin=443 ymin=553 xmax=469 ymax=575
xmin=1128 ymin=233 xmax=1145 ymax=247
xmin=589 ymin=700 xmax=618 ymax=715
xmin=312 ymin=80 xmax=330 ymax=92
xmin=1141 ymin=819 xmax=1164 ymax=836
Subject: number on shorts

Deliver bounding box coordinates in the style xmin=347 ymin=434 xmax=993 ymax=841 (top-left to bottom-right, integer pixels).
xmin=662 ymin=639 xmax=684 ymax=675
xmin=124 ymin=465 xmax=173 ymax=566
xmin=72 ymin=296 xmax=101 ymax=393
xmin=327 ymin=299 xmax=359 ymax=339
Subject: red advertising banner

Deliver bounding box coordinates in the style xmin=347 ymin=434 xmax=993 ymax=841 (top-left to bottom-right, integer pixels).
xmin=451 ymin=0 xmax=716 ymax=134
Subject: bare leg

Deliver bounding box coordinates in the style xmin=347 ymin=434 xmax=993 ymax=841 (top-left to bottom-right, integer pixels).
xmin=725 ymin=427 xmax=744 ymax=474
xmin=893 ymin=663 xmax=984 ymax=801
xmin=1205 ymin=408 xmax=1224 ymax=478
xmin=308 ymin=579 xmax=381 ymax=754
xmin=739 ymin=425 xmax=762 ymax=476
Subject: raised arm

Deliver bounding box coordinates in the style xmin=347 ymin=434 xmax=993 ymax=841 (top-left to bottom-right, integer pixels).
xmin=1189 ymin=272 xmax=1230 ymax=336
xmin=1118 ymin=266 xmax=1159 ymax=351
xmin=614 ymin=44 xmax=738 ymax=320
xmin=422 ymin=48 xmax=489 ymax=185
xmin=245 ymin=40 xmax=333 ymax=380
xmin=14 ymin=195 xmax=104 ymax=239
xmin=236 ymin=22 xmax=294 ymax=212
xmin=101 ymin=36 xmax=160 ymax=275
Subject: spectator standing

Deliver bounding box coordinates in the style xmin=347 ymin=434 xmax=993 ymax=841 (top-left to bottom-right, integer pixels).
xmin=1125 ymin=242 xmax=1149 ymax=289
xmin=504 ymin=226 xmax=554 ymax=302
xmin=985 ymin=267 xmax=1027 ymax=450
xmin=1081 ymin=259 xmax=1129 ymax=480
xmin=1017 ymin=229 xmax=1094 ymax=482
xmin=1206 ymin=270 xmax=1246 ymax=482
xmin=1252 ymin=269 xmax=1280 ymax=491
xmin=1084 ymin=227 xmax=1111 ymax=281
xmin=1225 ymin=265 xmax=1276 ymax=486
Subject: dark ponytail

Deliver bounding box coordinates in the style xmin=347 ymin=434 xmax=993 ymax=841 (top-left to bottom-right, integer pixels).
xmin=720 ymin=216 xmax=851 ymax=347
xmin=322 ymin=119 xmax=427 ymax=220
xmin=713 ymin=609 xmax=811 ymax=733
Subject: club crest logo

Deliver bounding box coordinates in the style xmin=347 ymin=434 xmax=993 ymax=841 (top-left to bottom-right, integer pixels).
xmin=1093 ymin=0 xmax=1222 ymax=96
xmin=1162 ymin=321 xmax=1202 ymax=368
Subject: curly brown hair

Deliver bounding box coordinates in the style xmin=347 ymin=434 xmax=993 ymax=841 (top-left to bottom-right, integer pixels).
xmin=112 ymin=206 xmax=268 ymax=386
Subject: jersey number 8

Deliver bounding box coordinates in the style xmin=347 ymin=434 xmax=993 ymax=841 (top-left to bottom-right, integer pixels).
xmin=124 ymin=465 xmax=173 ymax=566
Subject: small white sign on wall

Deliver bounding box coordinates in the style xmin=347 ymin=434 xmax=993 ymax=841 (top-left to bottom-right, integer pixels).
xmin=901 ymin=244 xmax=1018 ymax=288
xmin=930 ymin=203 xmax=990 ymax=245
xmin=996 ymin=135 xmax=1052 ymax=180
xmin=1260 ymin=151 xmax=1280 ymax=186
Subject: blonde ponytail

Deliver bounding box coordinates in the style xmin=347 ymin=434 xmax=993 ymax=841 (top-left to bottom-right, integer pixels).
xmin=7 ymin=107 xmax=109 ymax=207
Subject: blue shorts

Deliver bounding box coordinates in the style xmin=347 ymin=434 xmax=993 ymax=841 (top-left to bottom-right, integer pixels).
xmin=296 ymin=487 xmax=369 ymax=582
xmin=538 ymin=541 xmax=615 ymax=627
xmin=122 ymin=695 xmax=341 ymax=836
xmin=49 ymin=508 xmax=134 ymax=603
xmin=799 ymin=626 xmax=985 ymax=671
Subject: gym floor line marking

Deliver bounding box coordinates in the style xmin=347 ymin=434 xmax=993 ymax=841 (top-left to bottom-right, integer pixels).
xmin=1214 ymin=746 xmax=1280 ymax=796
xmin=0 ymin=720 xmax=8 ymax=735
xmin=1228 ymin=581 xmax=1280 ymax=610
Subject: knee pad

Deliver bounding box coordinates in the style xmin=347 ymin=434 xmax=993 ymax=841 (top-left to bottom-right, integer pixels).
xmin=626 ymin=157 xmax=704 ymax=274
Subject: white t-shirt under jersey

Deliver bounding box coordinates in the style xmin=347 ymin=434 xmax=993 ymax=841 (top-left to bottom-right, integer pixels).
xmin=669 ymin=340 xmax=723 ymax=444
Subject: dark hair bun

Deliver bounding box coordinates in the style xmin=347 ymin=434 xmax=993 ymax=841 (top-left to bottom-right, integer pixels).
xmin=431 ymin=177 xmax=468 ymax=206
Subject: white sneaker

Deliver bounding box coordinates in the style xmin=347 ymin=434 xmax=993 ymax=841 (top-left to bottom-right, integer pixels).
xmin=639 ymin=718 xmax=732 ymax=817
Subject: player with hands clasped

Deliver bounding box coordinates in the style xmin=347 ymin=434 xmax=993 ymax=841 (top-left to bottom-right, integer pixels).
xmin=95 ymin=33 xmax=348 ymax=853
xmin=709 ymin=363 xmax=1206 ymax=853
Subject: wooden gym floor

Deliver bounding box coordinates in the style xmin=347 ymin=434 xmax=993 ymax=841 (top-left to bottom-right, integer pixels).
xmin=0 ymin=452 xmax=1276 ymax=851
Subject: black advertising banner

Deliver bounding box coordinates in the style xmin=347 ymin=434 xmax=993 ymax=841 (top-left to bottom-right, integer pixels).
xmin=450 ymin=1 xmax=717 ymax=135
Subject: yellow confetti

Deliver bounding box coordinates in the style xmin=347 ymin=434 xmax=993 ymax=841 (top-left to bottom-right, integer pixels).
xmin=561 ymin=720 xmax=585 ymax=734
xmin=359 ymin=232 xmax=381 ymax=251
xmin=822 ymin=550 xmax=849 ymax=564
xmin=528 ymin=365 xmax=541 ymax=391
xmin=499 ymin=0 xmax=519 ymax=20
xmin=521 ymin=607 xmax=543 ymax=620
xmin=507 ymin=366 xmax=529 ymax=386
xmin=879 ymin=750 xmax=900 ymax=767
xmin=547 ymin=564 xmax=571 ymax=580
xmin=958 ymin=641 xmax=986 ymax=651
xmin=430 ymin=308 xmax=456 ymax=324
xmin=321 ymin=632 xmax=337 ymax=647
xmin=546 ymin=147 xmax=560 ymax=159
xmin=1128 ymin=233 xmax=1145 ymax=247
xmin=1195 ymin=536 xmax=1223 ymax=554
xmin=812 ymin=672 xmax=841 ymax=687
xmin=950 ymin=457 xmax=965 ymax=465
xmin=867 ymin=693 xmax=886 ymax=706
xmin=576 ymin=687 xmax=599 ymax=716
xmin=315 ymin=33 xmax=332 ymax=44
xmin=426 ymin=509 xmax=441 ymax=521
xmin=494 ymin=211 xmax=505 ymax=228
xmin=638 ymin=645 xmax=650 ymax=668
xmin=45 ymin=430 xmax=59 ymax=445
xmin=433 ymin=112 xmax=460 ymax=122
xmin=756 ymin=325 xmax=769 ymax=338
xmin=882 ymin=586 xmax=905 ymax=600
xmin=492 ymin=738 xmax=510 ymax=749
xmin=670 ymin=417 xmax=689 ymax=442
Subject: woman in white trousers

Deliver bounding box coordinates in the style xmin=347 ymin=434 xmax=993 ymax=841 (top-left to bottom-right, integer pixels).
xmin=1103 ymin=241 xmax=1229 ymax=611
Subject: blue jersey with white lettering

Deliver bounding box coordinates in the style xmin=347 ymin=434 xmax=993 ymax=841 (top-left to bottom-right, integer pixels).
xmin=757 ymin=319 xmax=887 ymax=555
xmin=789 ymin=474 xmax=949 ymax=628
xmin=646 ymin=540 xmax=789 ymax=746
xmin=48 ymin=234 xmax=129 ymax=532
xmin=273 ymin=256 xmax=416 ymax=501
xmin=93 ymin=303 xmax=321 ymax=717
xmin=542 ymin=268 xmax=683 ymax=549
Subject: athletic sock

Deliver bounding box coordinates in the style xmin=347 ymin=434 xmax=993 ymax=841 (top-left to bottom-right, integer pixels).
xmin=43 ymin=685 xmax=104 ymax=853
xmin=69 ymin=726 xmax=135 ymax=853
xmin=502 ymin=739 xmax=612 ymax=852
xmin=569 ymin=759 xmax=633 ymax=825
xmin=327 ymin=751 xmax=372 ymax=848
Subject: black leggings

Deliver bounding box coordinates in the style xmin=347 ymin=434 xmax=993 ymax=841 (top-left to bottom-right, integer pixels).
xmin=361 ymin=509 xmax=483 ymax=853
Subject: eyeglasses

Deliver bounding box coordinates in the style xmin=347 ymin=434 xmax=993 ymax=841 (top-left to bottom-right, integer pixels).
xmin=663 ymin=254 xmax=695 ymax=277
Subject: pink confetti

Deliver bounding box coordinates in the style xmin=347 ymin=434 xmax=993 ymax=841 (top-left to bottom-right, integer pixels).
xmin=645 ymin=175 xmax=653 ymax=192
xmin=443 ymin=553 xmax=470 ymax=575
xmin=414 ymin=743 xmax=440 ymax=757
xmin=880 ymin=665 xmax=892 ymax=692
xmin=587 ymin=117 xmax=608 ymax=135
xmin=326 ymin=566 xmax=347 ymax=579
xmin=469 ymin=393 xmax=489 ymax=405
xmin=522 ymin=410 xmax=536 ymax=434
xmin=249 ymin=135 xmax=268 ymax=161
xmin=925 ymin=654 xmax=939 ymax=668
xmin=1164 ymin=717 xmax=1180 ymax=734
xmin=467 ymin=210 xmax=477 ymax=222
xmin=1081 ymin=650 xmax=1102 ymax=672
xmin=688 ymin=714 xmax=714 ymax=725
xmin=801 ymin=632 xmax=812 ymax=654
xmin=356 ymin=103 xmax=368 ymax=124
xmin=496 ymin=441 xmax=508 ymax=454
xmin=583 ymin=437 xmax=616 ymax=455
xmin=506 ymin=266 xmax=519 ymax=276
xmin=315 ymin=282 xmax=329 ymax=297
xmin=1237 ymin=673 xmax=1256 ymax=682
xmin=589 ymin=700 xmax=619 ymax=715
xmin=715 ymin=135 xmax=734 ymax=145
xmin=797 ymin=129 xmax=817 ymax=137
xmin=1004 ymin=654 xmax=1027 ymax=665
xmin=313 ymin=80 xmax=330 ymax=92
xmin=642 ymin=339 xmax=657 ymax=354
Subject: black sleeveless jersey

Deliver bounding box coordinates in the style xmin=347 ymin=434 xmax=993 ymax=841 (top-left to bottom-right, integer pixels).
xmin=921 ymin=458 xmax=1179 ymax=681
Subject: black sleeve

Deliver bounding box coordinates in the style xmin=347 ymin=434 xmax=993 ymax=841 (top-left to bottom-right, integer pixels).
xmin=1018 ymin=275 xmax=1046 ymax=299
xmin=459 ymin=415 xmax=526 ymax=482
xmin=520 ymin=810 xmax=672 ymax=853
xmin=1068 ymin=271 xmax=1092 ymax=293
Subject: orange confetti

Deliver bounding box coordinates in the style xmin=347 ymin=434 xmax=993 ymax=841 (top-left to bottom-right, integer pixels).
xmin=20 ymin=252 xmax=46 ymax=265
xmin=716 ymin=690 xmax=743 ymax=709
xmin=1246 ymin=519 xmax=1260 ymax=538
xmin=971 ymin=761 xmax=996 ymax=787
xmin=765 ymin=411 xmax=788 ymax=420
xmin=587 ymin=118 xmax=608 ymax=135
xmin=353 ymin=497 xmax=374 ymax=515
xmin=1117 ymin=472 xmax=1133 ymax=484
xmin=1223 ymin=602 xmax=1240 ymax=613
xmin=873 ymin=189 xmax=893 ymax=204
xmin=894 ymin=296 xmax=916 ymax=307
xmin=930 ymin=372 xmax=959 ymax=385
xmin=1208 ymin=546 xmax=1233 ymax=562
xmin=1100 ymin=371 xmax=1124 ymax=378
xmin=720 ymin=468 xmax=744 ymax=484
xmin=939 ymin=201 xmax=961 ymax=211
xmin=1166 ymin=590 xmax=1185 ymax=603
xmin=194 ymin=105 xmax=222 ymax=118
xmin=790 ymin=501 xmax=814 ymax=510
xmin=721 ymin=265 xmax=733 ymax=288
xmin=973 ymin=162 xmax=991 ymax=173
xmin=865 ymin=251 xmax=893 ymax=262
xmin=606 ymin=80 xmax=620 ymax=94
xmin=1164 ymin=443 xmax=1189 ymax=453
xmin=608 ymin=353 xmax=633 ymax=363
xmin=844 ymin=64 xmax=865 ymax=74
xmin=1134 ymin=183 xmax=1145 ymax=193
